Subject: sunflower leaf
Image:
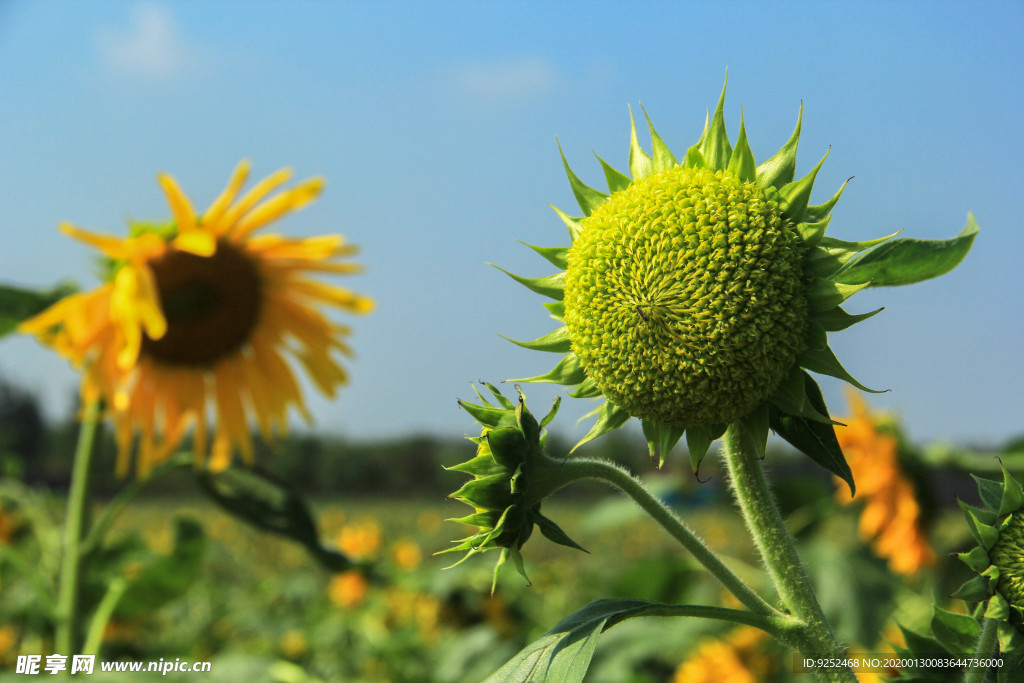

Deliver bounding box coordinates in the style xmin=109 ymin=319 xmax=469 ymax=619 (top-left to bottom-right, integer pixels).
xmin=799 ymin=344 xmax=885 ymax=394
xmin=806 ymin=277 xmax=870 ymax=312
xmin=509 ymin=353 xmax=586 ymax=386
xmin=0 ymin=281 xmax=79 ymax=339
xmin=521 ymin=243 xmax=569 ymax=270
xmin=558 ymin=140 xmax=608 ymax=216
xmin=549 ymin=205 xmax=584 ymax=243
xmin=835 ymin=213 xmax=979 ymax=287
xmin=803 ymin=177 xmax=851 ymax=224
xmin=502 ymin=326 xmax=572 ymax=353
xmin=685 ymin=425 xmax=714 ymax=475
xmin=196 ymin=466 xmax=353 ymax=572
xmin=930 ymin=607 xmax=981 ymax=654
xmin=778 ymin=147 xmax=829 ymax=222
xmin=572 ymin=401 xmax=630 ymax=452
xmin=642 ymin=420 xmax=685 ymax=468
xmin=492 ymin=265 xmax=565 ymax=301
xmin=483 ymin=599 xmax=675 ymax=683
xmin=756 ymin=102 xmax=802 ymax=189
xmin=700 ymin=78 xmax=732 ymax=171
xmin=641 ymin=105 xmax=677 ymax=171
xmin=726 ymin=112 xmax=757 ymax=183
xmin=628 ymin=106 xmax=655 ymax=179
xmin=595 ymin=154 xmax=631 ymax=194
xmin=768 ymin=372 xmax=854 ymax=495
xmin=535 ymin=513 xmax=588 ymax=553
xmin=811 ymin=305 xmax=884 ymax=332
xmin=739 ymin=404 xmax=769 ymax=459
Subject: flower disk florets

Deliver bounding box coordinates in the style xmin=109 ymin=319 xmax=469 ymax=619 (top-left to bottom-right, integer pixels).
xmin=991 ymin=514 xmax=1024 ymax=613
xmin=564 ymin=166 xmax=809 ymax=428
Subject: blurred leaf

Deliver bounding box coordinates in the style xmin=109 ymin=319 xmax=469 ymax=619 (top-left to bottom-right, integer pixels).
xmin=0 ymin=281 xmax=78 ymax=338
xmin=196 ymin=465 xmax=354 ymax=572
xmin=115 ymin=516 xmax=205 ymax=618
xmin=803 ymin=535 xmax=896 ymax=646
xmin=483 ymin=599 xmax=674 ymax=683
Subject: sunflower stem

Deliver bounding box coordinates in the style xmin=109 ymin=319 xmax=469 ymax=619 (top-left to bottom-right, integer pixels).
xmin=534 ymin=455 xmax=779 ymax=618
xmin=722 ymin=423 xmax=856 ymax=683
xmin=55 ymin=399 xmax=102 ymax=656
xmin=964 ymin=617 xmax=998 ymax=683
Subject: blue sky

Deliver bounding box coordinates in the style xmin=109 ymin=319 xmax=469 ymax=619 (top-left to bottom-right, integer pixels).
xmin=0 ymin=0 xmax=1021 ymax=450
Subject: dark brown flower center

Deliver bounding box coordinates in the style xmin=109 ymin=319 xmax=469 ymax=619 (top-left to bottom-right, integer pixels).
xmin=141 ymin=240 xmax=262 ymax=366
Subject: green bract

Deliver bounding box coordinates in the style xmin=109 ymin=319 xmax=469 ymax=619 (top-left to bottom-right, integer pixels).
xmin=500 ymin=77 xmax=977 ymax=480
xmin=441 ymin=384 xmax=585 ymax=590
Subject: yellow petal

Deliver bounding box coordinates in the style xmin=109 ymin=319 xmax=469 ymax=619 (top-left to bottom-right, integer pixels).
xmin=157 ymin=173 xmax=197 ymax=233
xmin=217 ymin=167 xmax=294 ymax=232
xmin=59 ymin=222 xmax=132 ymax=259
xmin=203 ymin=160 xmax=252 ymax=233
xmin=231 ymin=177 xmax=325 ymax=239
xmin=287 ymin=278 xmax=375 ymax=314
xmin=172 ymin=229 xmax=217 ymax=256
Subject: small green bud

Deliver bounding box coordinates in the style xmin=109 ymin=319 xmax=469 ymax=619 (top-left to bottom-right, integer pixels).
xmin=440 ymin=384 xmax=584 ymax=590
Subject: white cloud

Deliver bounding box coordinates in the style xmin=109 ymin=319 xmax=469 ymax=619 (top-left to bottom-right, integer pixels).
xmin=451 ymin=57 xmax=556 ymax=104
xmin=95 ymin=2 xmax=189 ymax=77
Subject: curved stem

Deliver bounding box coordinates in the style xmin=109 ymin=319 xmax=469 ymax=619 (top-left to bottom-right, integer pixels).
xmin=964 ymin=617 xmax=998 ymax=683
xmin=535 ymin=455 xmax=779 ymax=618
xmin=722 ymin=423 xmax=856 ymax=683
xmin=55 ymin=399 xmax=102 ymax=655
xmin=608 ymin=603 xmax=803 ymax=641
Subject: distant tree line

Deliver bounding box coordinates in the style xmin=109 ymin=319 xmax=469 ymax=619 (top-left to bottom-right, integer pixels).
xmin=0 ymin=372 xmax=670 ymax=500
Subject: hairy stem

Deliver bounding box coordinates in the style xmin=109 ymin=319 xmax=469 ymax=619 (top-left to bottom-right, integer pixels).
xmin=55 ymin=400 xmax=102 ymax=656
xmin=964 ymin=617 xmax=998 ymax=683
xmin=722 ymin=423 xmax=856 ymax=683
xmin=535 ymin=455 xmax=780 ymax=619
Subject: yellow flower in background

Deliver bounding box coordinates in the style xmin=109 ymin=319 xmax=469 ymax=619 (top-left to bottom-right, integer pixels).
xmin=337 ymin=519 xmax=382 ymax=559
xmin=391 ymin=538 xmax=422 ymax=570
xmin=835 ymin=391 xmax=935 ymax=574
xmin=20 ymin=161 xmax=373 ymax=476
xmin=328 ymin=570 xmax=369 ymax=608
xmin=673 ymin=626 xmax=772 ymax=683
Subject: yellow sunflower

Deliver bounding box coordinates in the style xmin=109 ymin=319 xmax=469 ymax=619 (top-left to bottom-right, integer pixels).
xmin=20 ymin=161 xmax=373 ymax=477
xmin=672 ymin=626 xmax=772 ymax=683
xmin=835 ymin=391 xmax=935 ymax=575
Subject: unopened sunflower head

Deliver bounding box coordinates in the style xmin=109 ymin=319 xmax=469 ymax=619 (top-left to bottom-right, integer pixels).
xmin=440 ymin=384 xmax=585 ymax=591
xmin=500 ymin=76 xmax=977 ymax=478
xmin=955 ymin=466 xmax=1024 ymax=636
xmin=20 ymin=161 xmax=374 ymax=477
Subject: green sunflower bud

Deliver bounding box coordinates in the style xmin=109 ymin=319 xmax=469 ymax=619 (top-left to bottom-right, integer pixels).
xmin=565 ymin=166 xmax=808 ymax=428
xmin=499 ymin=75 xmax=977 ymax=478
xmin=441 ymin=384 xmax=585 ymax=590
xmin=955 ymin=466 xmax=1024 ymax=638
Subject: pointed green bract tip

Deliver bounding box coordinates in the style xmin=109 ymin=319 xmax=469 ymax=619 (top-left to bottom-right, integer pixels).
xmin=563 ymin=165 xmax=808 ymax=428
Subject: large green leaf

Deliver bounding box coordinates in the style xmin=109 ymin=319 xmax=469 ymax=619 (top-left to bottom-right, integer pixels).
xmin=0 ymin=281 xmax=78 ymax=338
xmin=115 ymin=516 xmax=205 ymax=617
xmin=196 ymin=466 xmax=354 ymax=572
xmin=483 ymin=599 xmax=672 ymax=683
xmin=929 ymin=607 xmax=980 ymax=654
xmin=769 ymin=372 xmax=854 ymax=495
xmin=836 ymin=213 xmax=979 ymax=286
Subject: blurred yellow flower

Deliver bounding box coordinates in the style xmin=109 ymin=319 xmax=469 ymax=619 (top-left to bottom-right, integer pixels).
xmin=279 ymin=629 xmax=308 ymax=659
xmin=673 ymin=626 xmax=772 ymax=683
xmin=835 ymin=392 xmax=935 ymax=575
xmin=0 ymin=625 xmax=18 ymax=666
xmin=328 ymin=570 xmax=368 ymax=608
xmin=391 ymin=538 xmax=422 ymax=570
xmin=385 ymin=587 xmax=440 ymax=640
xmin=0 ymin=505 xmax=14 ymax=545
xmin=20 ymin=161 xmax=373 ymax=477
xmin=337 ymin=519 xmax=382 ymax=559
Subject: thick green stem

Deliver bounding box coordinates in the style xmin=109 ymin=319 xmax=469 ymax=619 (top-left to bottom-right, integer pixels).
xmin=534 ymin=455 xmax=779 ymax=619
xmin=722 ymin=423 xmax=856 ymax=683
xmin=964 ymin=617 xmax=998 ymax=683
xmin=55 ymin=400 xmax=102 ymax=656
